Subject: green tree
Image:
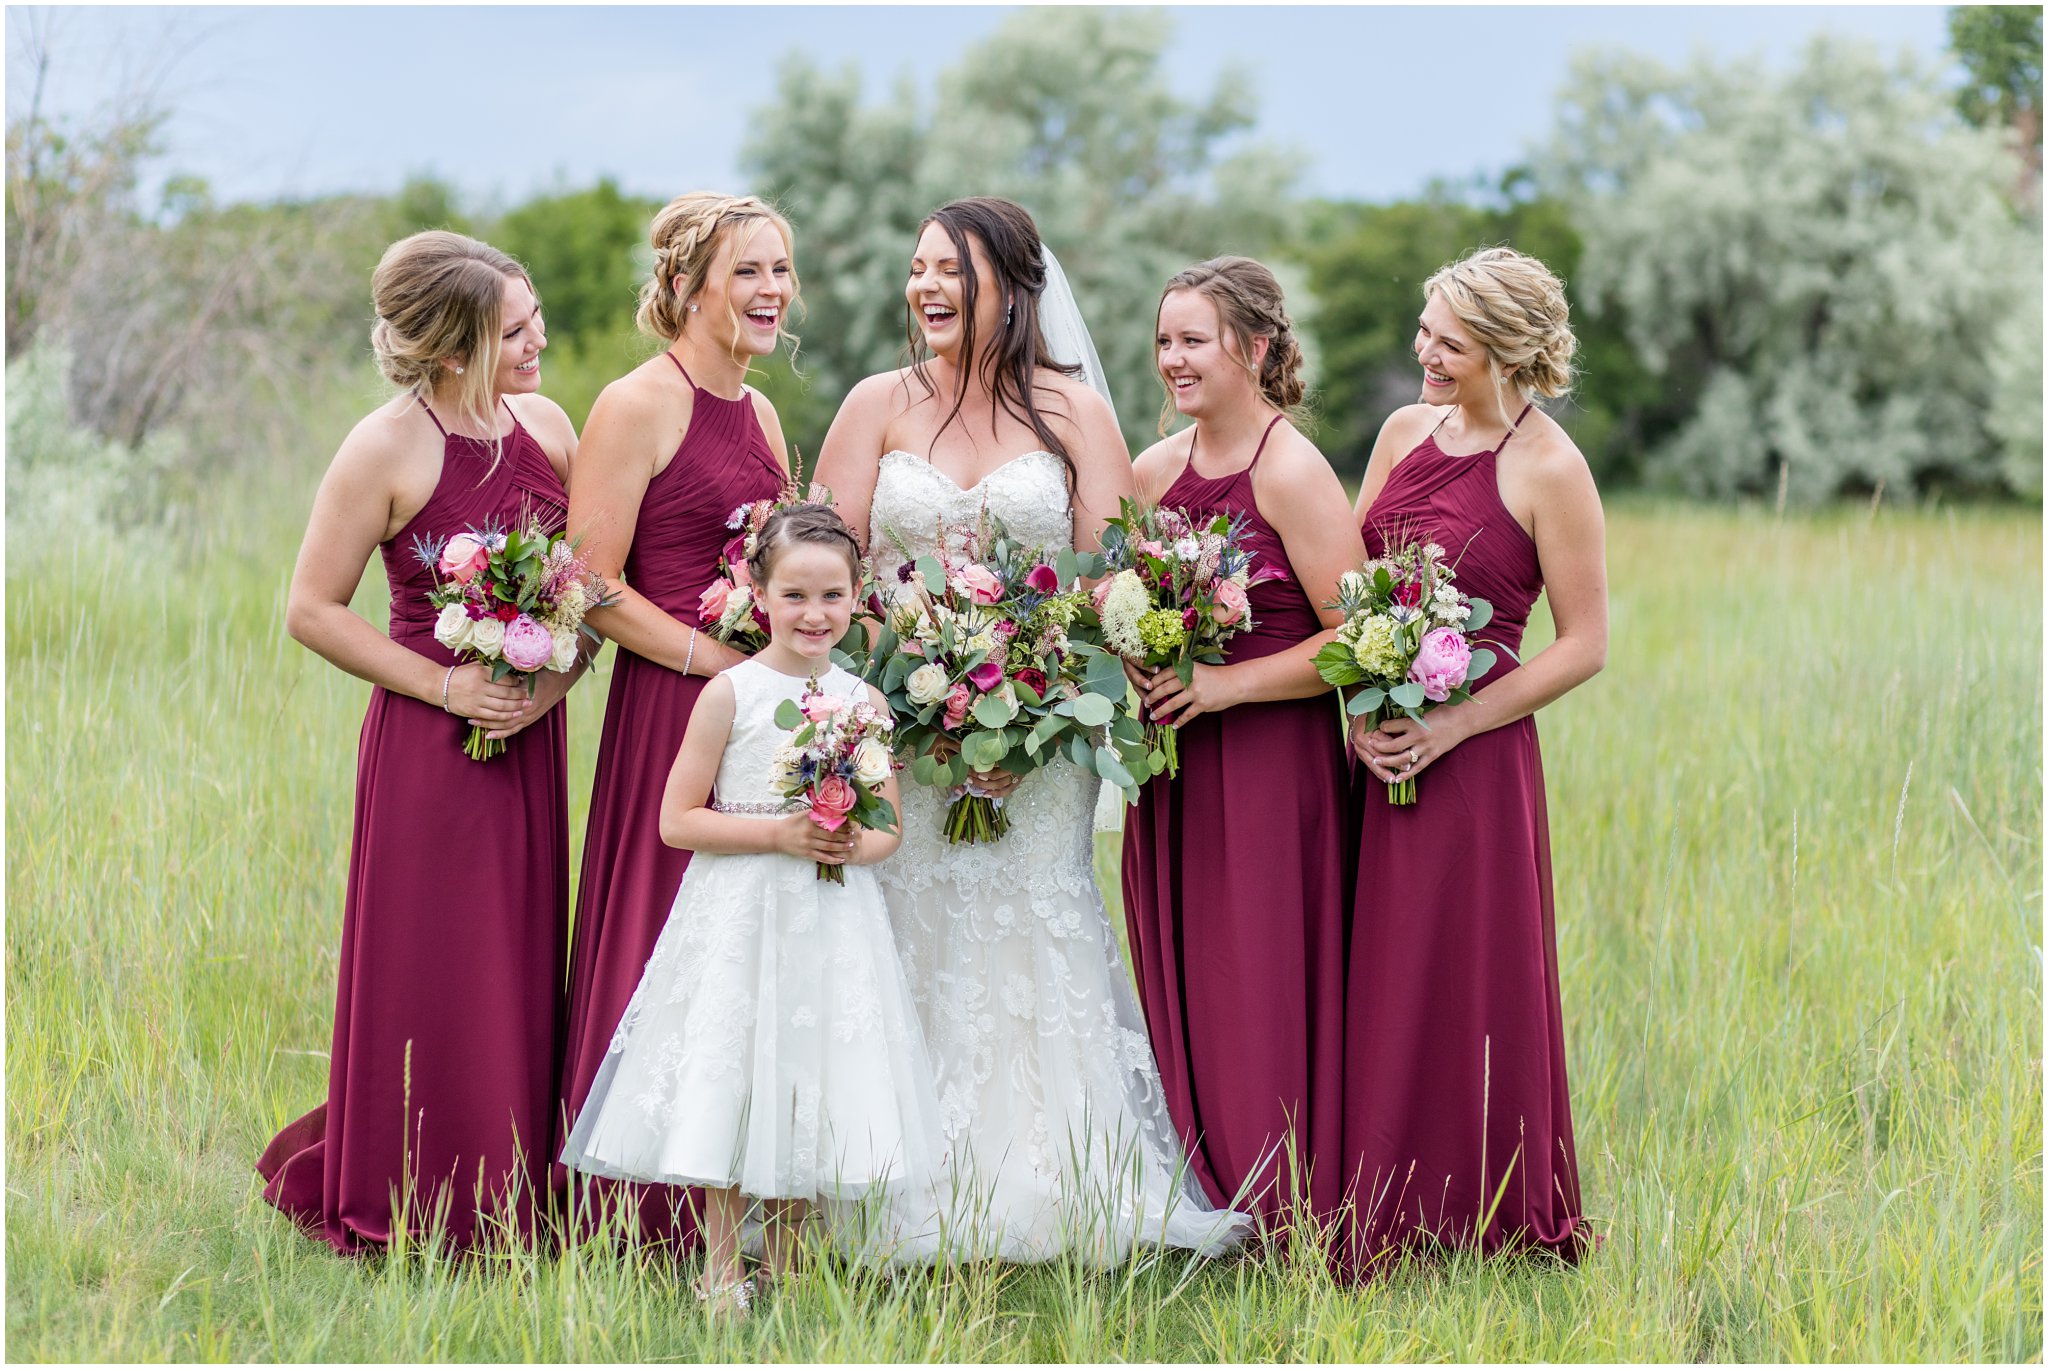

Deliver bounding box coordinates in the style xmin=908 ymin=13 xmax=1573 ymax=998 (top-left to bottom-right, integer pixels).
xmin=742 ymin=8 xmax=1303 ymax=454
xmin=492 ymin=178 xmax=656 ymax=349
xmin=1950 ymin=6 xmax=2041 ymax=146
xmin=1541 ymin=37 xmax=2037 ymax=501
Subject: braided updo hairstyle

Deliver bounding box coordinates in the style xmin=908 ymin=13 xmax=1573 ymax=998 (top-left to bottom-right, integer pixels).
xmin=746 ymin=503 xmax=864 ymax=590
xmin=635 ymin=191 xmax=800 ymax=349
xmin=1155 ymin=256 xmax=1308 ymax=435
xmin=1422 ymin=246 xmax=1577 ymax=405
xmin=370 ymin=230 xmax=534 ymax=456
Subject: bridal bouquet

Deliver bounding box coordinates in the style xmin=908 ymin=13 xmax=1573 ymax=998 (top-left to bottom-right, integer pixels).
xmin=1312 ymin=536 xmax=1496 ymax=805
xmin=1089 ymin=498 xmax=1281 ymax=778
xmin=771 ymin=680 xmax=900 ymax=884
xmin=697 ymin=476 xmax=835 ymax=651
xmin=415 ymin=517 xmax=614 ymax=761
xmin=866 ymin=512 xmax=1133 ymax=843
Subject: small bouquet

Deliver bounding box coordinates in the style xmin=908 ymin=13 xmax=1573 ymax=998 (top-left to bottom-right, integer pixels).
xmin=866 ymin=513 xmax=1133 ymax=843
xmin=415 ymin=517 xmax=615 ymax=761
xmin=1312 ymin=536 xmax=1497 ymax=805
xmin=1089 ymin=498 xmax=1280 ymax=778
xmin=771 ymin=681 xmax=900 ymax=884
xmin=697 ymin=480 xmax=828 ymax=651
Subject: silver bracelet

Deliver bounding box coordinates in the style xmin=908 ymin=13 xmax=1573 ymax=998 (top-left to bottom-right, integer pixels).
xmin=441 ymin=663 xmax=456 ymax=713
xmin=683 ymin=627 xmax=697 ymax=677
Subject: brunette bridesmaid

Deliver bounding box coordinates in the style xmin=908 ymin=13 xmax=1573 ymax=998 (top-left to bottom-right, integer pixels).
xmin=1340 ymin=246 xmax=1605 ymax=1276
xmin=555 ymin=193 xmax=796 ymax=1247
xmin=1120 ymin=257 xmax=1365 ymax=1234
xmin=257 ymin=232 xmax=581 ymax=1252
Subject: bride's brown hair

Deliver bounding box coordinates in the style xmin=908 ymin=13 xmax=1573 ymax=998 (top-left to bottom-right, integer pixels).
xmin=906 ymin=197 xmax=1084 ymax=493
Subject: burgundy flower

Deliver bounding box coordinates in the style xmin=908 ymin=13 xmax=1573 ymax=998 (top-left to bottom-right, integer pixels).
xmin=1012 ymin=667 xmax=1049 ymax=697
xmin=1182 ymin=607 xmax=1199 ymax=629
xmin=1394 ymin=578 xmax=1425 ymax=608
xmin=494 ymin=603 xmax=520 ymax=623
xmin=1025 ymin=562 xmax=1060 ymax=595
xmin=968 ymin=661 xmax=1003 ymax=691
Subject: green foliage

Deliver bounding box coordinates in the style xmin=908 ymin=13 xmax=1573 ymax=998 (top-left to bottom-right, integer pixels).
xmin=493 ymin=179 xmax=658 ymax=349
xmin=1542 ymin=37 xmax=2039 ymax=501
xmin=1948 ymin=5 xmax=2042 ymax=141
xmin=5 ymin=342 xmax=180 ymax=541
xmin=743 ymin=8 xmax=1304 ymax=455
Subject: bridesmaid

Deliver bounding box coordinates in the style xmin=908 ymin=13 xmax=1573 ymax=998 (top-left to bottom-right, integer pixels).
xmin=555 ymin=193 xmax=796 ymax=1247
xmin=257 ymin=231 xmax=581 ymax=1252
xmin=1340 ymin=246 xmax=1605 ymax=1275
xmin=1121 ymin=257 xmax=1365 ymax=1234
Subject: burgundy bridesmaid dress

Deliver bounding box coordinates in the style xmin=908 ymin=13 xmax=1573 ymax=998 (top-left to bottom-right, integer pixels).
xmin=555 ymin=357 xmax=784 ymax=1246
xmin=258 ymin=403 xmax=570 ymax=1253
xmin=1339 ymin=406 xmax=1593 ymax=1276
xmin=1121 ymin=415 xmax=1349 ymax=1232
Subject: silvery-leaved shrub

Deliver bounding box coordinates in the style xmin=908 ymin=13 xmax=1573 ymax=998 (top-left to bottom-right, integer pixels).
xmin=6 ymin=342 xmax=182 ymax=546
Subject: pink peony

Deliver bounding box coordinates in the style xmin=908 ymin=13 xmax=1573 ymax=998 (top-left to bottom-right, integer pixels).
xmin=440 ymin=533 xmax=490 ymax=584
xmin=943 ymin=682 xmax=972 ymax=731
xmin=968 ymin=661 xmax=1003 ymax=691
xmin=698 ymin=576 xmax=732 ymax=625
xmin=1025 ymin=563 xmax=1060 ymax=595
xmin=502 ymin=614 xmax=556 ymax=671
xmin=1408 ymin=626 xmax=1473 ymax=702
xmin=808 ymin=775 xmax=858 ymax=832
xmin=1210 ymin=579 xmax=1249 ymax=626
xmin=959 ymin=563 xmax=1003 ymax=604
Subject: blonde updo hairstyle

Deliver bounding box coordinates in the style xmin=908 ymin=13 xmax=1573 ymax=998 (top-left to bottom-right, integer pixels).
xmin=1422 ymin=246 xmax=1577 ymax=416
xmin=1156 ymin=256 xmax=1308 ymax=436
xmin=636 ymin=191 xmax=800 ymax=356
xmin=371 ymin=230 xmax=534 ymax=453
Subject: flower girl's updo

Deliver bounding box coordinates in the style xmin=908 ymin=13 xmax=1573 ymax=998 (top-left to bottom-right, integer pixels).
xmin=746 ymin=503 xmax=864 ymax=589
xmin=1422 ymin=246 xmax=1578 ymax=404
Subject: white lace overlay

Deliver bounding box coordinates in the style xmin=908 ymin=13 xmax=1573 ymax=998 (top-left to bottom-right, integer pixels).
xmin=850 ymin=450 xmax=1250 ymax=1264
xmin=559 ymin=661 xmax=942 ymax=1203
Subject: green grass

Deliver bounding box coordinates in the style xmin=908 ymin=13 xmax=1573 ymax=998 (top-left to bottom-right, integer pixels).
xmin=7 ymin=488 xmax=2040 ymax=1361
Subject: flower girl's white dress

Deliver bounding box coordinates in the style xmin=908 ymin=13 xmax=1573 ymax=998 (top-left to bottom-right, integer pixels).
xmin=559 ymin=660 xmax=941 ymax=1202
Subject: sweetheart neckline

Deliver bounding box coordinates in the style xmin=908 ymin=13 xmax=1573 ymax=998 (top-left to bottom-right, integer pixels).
xmin=879 ymin=448 xmax=1059 ymax=496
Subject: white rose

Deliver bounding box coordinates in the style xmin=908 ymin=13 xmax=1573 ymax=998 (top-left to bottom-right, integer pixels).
xmin=468 ymin=616 xmax=505 ymax=657
xmin=549 ymin=629 xmax=578 ymax=673
xmin=905 ymin=662 xmax=950 ymax=705
xmin=434 ymin=603 xmax=472 ymax=650
xmin=853 ymin=735 xmax=893 ymax=785
xmin=966 ymin=631 xmax=997 ymax=658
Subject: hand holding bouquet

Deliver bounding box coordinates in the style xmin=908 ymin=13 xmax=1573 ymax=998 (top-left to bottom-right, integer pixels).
xmin=771 ymin=682 xmax=900 ymax=884
xmin=1312 ymin=536 xmax=1497 ymax=805
xmin=416 ymin=517 xmax=615 ymax=761
xmin=1089 ymin=498 xmax=1279 ymax=778
xmin=865 ymin=513 xmax=1132 ymax=843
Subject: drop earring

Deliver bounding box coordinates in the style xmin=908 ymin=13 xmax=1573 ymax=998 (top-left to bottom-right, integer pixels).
xmin=1005 ymin=301 xmax=1013 ymax=327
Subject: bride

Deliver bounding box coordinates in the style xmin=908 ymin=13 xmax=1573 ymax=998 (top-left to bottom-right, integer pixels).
xmin=814 ymin=196 xmax=1249 ymax=1263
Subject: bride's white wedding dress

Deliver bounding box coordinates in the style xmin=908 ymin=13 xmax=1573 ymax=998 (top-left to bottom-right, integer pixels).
xmin=851 ymin=448 xmax=1250 ymax=1264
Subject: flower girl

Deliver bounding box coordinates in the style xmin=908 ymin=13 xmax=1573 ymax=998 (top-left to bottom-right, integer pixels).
xmin=560 ymin=504 xmax=940 ymax=1312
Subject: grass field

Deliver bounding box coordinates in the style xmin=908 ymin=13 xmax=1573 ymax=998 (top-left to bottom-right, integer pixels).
xmin=6 ymin=484 xmax=2040 ymax=1361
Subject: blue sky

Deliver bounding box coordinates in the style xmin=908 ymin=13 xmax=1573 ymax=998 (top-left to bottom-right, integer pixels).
xmin=7 ymin=5 xmax=1956 ymax=208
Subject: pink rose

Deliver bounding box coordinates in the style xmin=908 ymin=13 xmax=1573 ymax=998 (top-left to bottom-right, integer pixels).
xmin=943 ymin=682 xmax=972 ymax=731
xmin=1091 ymin=578 xmax=1116 ymax=610
xmin=900 ymin=638 xmax=925 ymax=658
xmin=808 ymin=775 xmax=858 ymax=832
xmin=803 ymin=694 xmax=848 ymax=723
xmin=1408 ymin=626 xmax=1473 ymax=702
xmin=1210 ymin=579 xmax=1249 ymax=626
xmin=502 ymin=614 xmax=555 ymax=672
xmin=439 ymin=533 xmax=490 ymax=584
xmin=959 ymin=564 xmax=1003 ymax=604
xmin=1025 ymin=563 xmax=1060 ymax=595
xmin=1137 ymin=539 xmax=1167 ymax=560
xmin=728 ymin=554 xmax=752 ymax=588
xmin=698 ymin=576 xmax=732 ymax=625
xmin=968 ymin=661 xmax=1003 ymax=691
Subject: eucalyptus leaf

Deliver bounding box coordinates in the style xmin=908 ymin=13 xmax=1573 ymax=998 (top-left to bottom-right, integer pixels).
xmin=1069 ymin=692 xmax=1115 ymax=727
xmin=972 ymin=694 xmax=1016 ymax=729
xmin=1464 ymin=598 xmax=1493 ymax=632
xmin=1094 ymin=745 xmax=1135 ymax=790
xmin=1390 ymin=681 xmax=1426 ymax=709
xmin=910 ymin=753 xmax=940 ymax=787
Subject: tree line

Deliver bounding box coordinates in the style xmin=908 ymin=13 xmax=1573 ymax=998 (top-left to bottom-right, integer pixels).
xmin=7 ymin=6 xmax=2039 ymax=541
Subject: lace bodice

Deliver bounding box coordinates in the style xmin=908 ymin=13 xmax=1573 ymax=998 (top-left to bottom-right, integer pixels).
xmin=867 ymin=450 xmax=1073 ymax=581
xmin=716 ymin=660 xmax=863 ymax=809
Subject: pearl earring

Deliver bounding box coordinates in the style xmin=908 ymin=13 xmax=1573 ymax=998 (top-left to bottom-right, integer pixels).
xmin=454 ymin=366 xmax=464 ymax=375
xmin=688 ymin=304 xmax=699 ymax=313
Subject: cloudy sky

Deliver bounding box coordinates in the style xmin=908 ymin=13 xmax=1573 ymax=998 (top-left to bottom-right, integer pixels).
xmin=7 ymin=5 xmax=1956 ymax=208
